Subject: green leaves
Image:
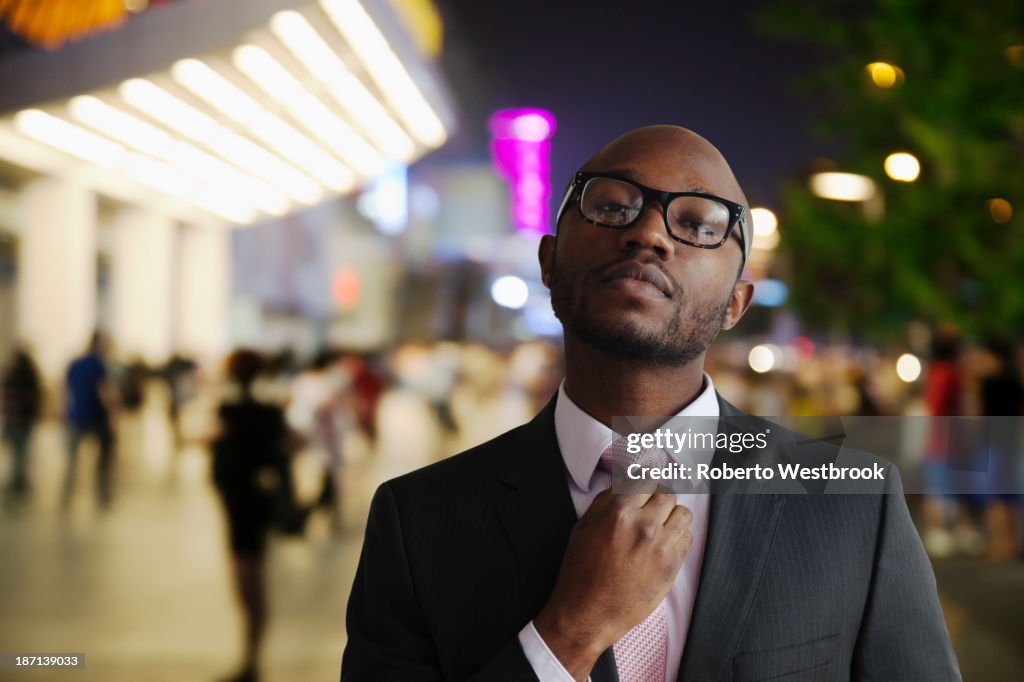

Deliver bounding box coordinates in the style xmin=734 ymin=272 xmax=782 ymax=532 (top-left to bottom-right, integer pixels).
xmin=764 ymin=0 xmax=1024 ymax=338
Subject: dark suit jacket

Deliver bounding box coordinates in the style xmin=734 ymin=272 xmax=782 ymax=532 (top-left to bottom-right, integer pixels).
xmin=341 ymin=394 xmax=961 ymax=681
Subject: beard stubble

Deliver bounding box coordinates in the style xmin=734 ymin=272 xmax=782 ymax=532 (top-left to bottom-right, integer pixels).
xmin=549 ymin=254 xmax=731 ymax=367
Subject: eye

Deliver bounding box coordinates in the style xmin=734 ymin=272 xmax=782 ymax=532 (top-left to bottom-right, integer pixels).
xmin=593 ymin=202 xmax=634 ymax=222
xmin=668 ymin=196 xmax=729 ymax=243
xmin=581 ymin=178 xmax=642 ymax=226
xmin=671 ymin=219 xmax=724 ymax=245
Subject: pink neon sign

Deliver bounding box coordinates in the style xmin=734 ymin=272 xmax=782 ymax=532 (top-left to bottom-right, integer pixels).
xmin=489 ymin=108 xmax=557 ymax=234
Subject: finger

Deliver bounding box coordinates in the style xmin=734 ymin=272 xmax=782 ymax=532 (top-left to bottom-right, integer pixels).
xmin=585 ymin=489 xmax=648 ymax=520
xmin=639 ymin=493 xmax=680 ymax=526
xmin=663 ymin=504 xmax=693 ymax=534
xmin=640 ymin=491 xmax=676 ymax=511
xmin=675 ymin=528 xmax=694 ymax=550
xmin=610 ymin=490 xmax=655 ymax=509
xmin=589 ymin=487 xmax=615 ymax=510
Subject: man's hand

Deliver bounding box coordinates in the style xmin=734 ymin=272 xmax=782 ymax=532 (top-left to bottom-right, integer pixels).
xmin=533 ymin=489 xmax=692 ymax=680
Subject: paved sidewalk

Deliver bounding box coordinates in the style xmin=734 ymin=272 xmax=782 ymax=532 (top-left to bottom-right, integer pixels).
xmin=0 ymin=411 xmax=362 ymax=682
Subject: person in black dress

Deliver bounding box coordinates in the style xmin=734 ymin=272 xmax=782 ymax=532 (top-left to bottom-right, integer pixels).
xmin=212 ymin=349 xmax=299 ymax=682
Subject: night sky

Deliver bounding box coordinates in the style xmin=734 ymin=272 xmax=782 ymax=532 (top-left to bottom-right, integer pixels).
xmin=433 ymin=0 xmax=832 ymax=209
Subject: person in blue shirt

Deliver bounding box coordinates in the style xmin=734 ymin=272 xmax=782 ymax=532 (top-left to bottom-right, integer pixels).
xmin=64 ymin=331 xmax=119 ymax=509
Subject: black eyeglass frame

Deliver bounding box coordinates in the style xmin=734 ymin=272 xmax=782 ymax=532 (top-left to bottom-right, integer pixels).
xmin=555 ymin=171 xmax=747 ymax=252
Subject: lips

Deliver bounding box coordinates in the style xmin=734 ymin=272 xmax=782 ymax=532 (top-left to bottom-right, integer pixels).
xmin=600 ymin=260 xmax=673 ymax=298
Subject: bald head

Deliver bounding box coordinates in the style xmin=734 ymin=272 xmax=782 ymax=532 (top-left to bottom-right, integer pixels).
xmin=558 ymin=125 xmax=751 ymax=263
xmin=583 ymin=126 xmax=746 ymax=200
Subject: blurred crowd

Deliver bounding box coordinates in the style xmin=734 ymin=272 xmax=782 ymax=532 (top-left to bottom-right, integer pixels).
xmin=2 ymin=327 xmax=1022 ymax=547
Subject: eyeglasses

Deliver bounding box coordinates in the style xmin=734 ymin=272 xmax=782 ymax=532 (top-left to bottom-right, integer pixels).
xmin=555 ymin=171 xmax=747 ymax=252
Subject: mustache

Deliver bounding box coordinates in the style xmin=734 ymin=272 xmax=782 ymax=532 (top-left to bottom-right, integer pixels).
xmin=593 ymin=257 xmax=681 ymax=298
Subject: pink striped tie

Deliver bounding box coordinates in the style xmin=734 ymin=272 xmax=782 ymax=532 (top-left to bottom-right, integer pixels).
xmin=600 ymin=443 xmax=669 ymax=681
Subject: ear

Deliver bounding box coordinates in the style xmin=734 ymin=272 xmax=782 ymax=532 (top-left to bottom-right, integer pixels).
xmin=538 ymin=234 xmax=556 ymax=289
xmin=721 ymin=279 xmax=754 ymax=330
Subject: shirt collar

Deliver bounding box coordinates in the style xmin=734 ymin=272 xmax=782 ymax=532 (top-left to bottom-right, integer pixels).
xmin=554 ymin=374 xmax=720 ymax=492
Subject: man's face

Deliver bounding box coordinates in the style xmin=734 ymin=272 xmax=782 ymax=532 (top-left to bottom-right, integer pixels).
xmin=540 ymin=127 xmax=753 ymax=367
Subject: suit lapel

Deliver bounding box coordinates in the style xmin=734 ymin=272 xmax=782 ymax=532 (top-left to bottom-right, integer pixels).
xmin=494 ymin=395 xmax=619 ymax=681
xmin=677 ymin=397 xmax=786 ymax=682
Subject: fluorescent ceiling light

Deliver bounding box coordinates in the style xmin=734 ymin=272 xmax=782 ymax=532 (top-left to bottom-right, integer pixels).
xmin=120 ymin=78 xmax=219 ymax=142
xmin=171 ymin=58 xmax=262 ymax=125
xmin=270 ymin=10 xmax=414 ymax=160
xmin=247 ymin=109 xmax=354 ymax=192
xmin=168 ymin=142 xmax=289 ymax=216
xmin=124 ymin=153 xmax=258 ymax=223
xmin=13 ymin=107 xmax=257 ymax=223
xmin=119 ymin=77 xmax=323 ymax=204
xmin=69 ymin=94 xmax=289 ymax=216
xmin=207 ymin=132 xmax=323 ymax=205
xmin=233 ymin=44 xmax=381 ymax=177
xmin=5 ymin=1 xmax=452 ymax=226
xmin=171 ymin=59 xmax=354 ymax=192
xmin=320 ymin=0 xmax=446 ymax=146
xmin=69 ymin=95 xmax=172 ymax=158
xmin=15 ymin=109 xmax=125 ymax=168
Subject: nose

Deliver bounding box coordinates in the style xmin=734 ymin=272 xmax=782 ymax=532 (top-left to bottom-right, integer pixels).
xmin=617 ymin=203 xmax=675 ymax=260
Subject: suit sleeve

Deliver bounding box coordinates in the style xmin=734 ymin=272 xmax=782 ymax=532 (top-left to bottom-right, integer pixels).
xmin=341 ymin=483 xmax=541 ymax=682
xmin=851 ymin=467 xmax=962 ymax=680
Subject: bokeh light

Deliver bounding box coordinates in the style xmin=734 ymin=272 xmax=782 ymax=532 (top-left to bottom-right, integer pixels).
xmin=752 ymin=229 xmax=780 ymax=251
xmin=986 ymin=198 xmax=1013 ymax=224
xmin=884 ymin=152 xmax=920 ymax=182
xmin=866 ymin=62 xmax=905 ymax=88
xmin=748 ymin=344 xmax=780 ymax=373
xmin=809 ymin=172 xmax=876 ymax=202
xmin=1005 ymin=45 xmax=1024 ymax=69
xmin=491 ymin=275 xmax=529 ymax=309
xmin=896 ymin=353 xmax=922 ymax=383
xmin=750 ymin=207 xmax=778 ymax=236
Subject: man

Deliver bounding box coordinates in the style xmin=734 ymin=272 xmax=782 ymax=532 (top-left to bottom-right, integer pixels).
xmin=64 ymin=331 xmax=119 ymax=508
xmin=341 ymin=126 xmax=961 ymax=681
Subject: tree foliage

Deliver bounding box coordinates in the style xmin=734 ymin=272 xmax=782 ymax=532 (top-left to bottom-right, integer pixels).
xmin=760 ymin=0 xmax=1024 ymax=338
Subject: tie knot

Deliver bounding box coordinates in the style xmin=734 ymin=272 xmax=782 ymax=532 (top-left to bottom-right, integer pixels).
xmin=599 ymin=436 xmax=669 ymax=474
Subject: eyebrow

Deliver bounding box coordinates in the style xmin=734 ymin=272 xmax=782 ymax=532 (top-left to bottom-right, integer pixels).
xmin=597 ymin=167 xmax=713 ymax=194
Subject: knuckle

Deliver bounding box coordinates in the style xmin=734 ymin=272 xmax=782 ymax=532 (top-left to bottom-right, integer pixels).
xmin=612 ymin=505 xmax=632 ymax=525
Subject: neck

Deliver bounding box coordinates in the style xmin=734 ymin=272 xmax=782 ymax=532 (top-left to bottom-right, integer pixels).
xmin=561 ymin=335 xmax=707 ymax=427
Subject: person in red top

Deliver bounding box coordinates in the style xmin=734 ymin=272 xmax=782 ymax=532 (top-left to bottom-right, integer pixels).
xmin=924 ymin=341 xmax=963 ymax=417
xmin=920 ymin=329 xmax=982 ymax=557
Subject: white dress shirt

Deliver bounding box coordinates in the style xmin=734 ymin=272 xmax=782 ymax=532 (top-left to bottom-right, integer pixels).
xmin=518 ymin=376 xmax=719 ymax=682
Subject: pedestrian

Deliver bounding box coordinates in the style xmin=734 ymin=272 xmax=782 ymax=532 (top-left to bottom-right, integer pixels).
xmin=2 ymin=345 xmax=43 ymax=497
xmin=63 ymin=332 xmax=119 ymax=509
xmin=212 ymin=348 xmax=304 ymax=682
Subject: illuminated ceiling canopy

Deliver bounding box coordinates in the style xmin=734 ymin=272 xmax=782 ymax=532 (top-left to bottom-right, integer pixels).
xmin=0 ymin=0 xmax=454 ymax=226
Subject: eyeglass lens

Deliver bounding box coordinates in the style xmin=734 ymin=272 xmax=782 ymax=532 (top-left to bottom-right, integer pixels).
xmin=580 ymin=177 xmax=731 ymax=246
